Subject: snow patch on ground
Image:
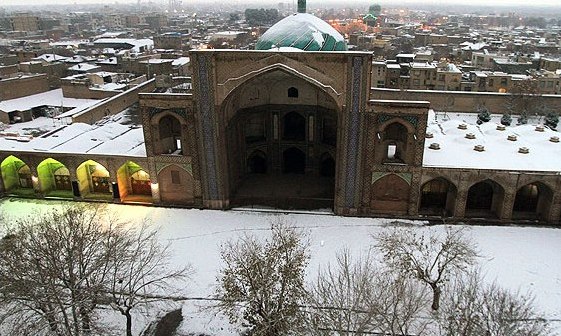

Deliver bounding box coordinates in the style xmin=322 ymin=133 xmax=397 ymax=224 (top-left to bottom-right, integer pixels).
xmin=1 ymin=198 xmax=560 ymax=334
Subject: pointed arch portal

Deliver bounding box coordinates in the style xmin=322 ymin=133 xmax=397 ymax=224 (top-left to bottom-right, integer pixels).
xmin=222 ymin=68 xmax=338 ymax=210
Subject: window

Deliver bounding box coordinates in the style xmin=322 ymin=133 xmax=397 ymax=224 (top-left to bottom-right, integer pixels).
xmin=288 ymin=87 xmax=298 ymax=98
xmin=171 ymin=170 xmax=180 ymax=184
xmin=387 ymin=144 xmax=397 ymax=159
xmin=488 ymin=79 xmax=494 ymax=87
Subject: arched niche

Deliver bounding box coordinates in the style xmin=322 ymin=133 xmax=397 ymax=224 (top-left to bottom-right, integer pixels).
xmin=157 ymin=164 xmax=194 ymax=205
xmin=513 ymin=182 xmax=553 ymax=222
xmin=76 ymin=160 xmax=111 ymax=198
xmin=37 ymin=158 xmax=71 ymax=196
xmin=117 ymin=161 xmax=152 ymax=202
xmin=465 ymin=179 xmax=505 ymax=218
xmin=370 ymin=174 xmax=410 ymax=213
xmin=1 ymin=155 xmax=32 ymax=192
xmin=419 ymin=177 xmax=457 ymax=216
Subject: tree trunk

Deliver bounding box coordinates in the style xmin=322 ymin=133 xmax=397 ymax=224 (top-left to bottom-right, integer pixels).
xmin=126 ymin=311 xmax=133 ymax=336
xmin=431 ymin=284 xmax=441 ymax=311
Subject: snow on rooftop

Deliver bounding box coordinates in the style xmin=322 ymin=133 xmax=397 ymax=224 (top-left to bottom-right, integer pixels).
xmin=423 ymin=110 xmax=561 ymax=172
xmin=0 ymin=89 xmax=100 ymax=113
xmin=0 ymin=112 xmax=145 ymax=157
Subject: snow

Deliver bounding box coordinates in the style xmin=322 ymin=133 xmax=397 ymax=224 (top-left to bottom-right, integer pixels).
xmin=0 ymin=112 xmax=146 ymax=157
xmin=423 ymin=110 xmax=561 ymax=172
xmin=0 ymin=89 xmax=100 ymax=113
xmin=1 ymin=198 xmax=560 ymax=335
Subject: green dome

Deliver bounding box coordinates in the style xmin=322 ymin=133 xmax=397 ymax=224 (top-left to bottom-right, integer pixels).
xmin=255 ymin=13 xmax=347 ymax=52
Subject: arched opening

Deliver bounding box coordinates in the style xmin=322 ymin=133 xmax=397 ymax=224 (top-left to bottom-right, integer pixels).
xmin=419 ymin=178 xmax=457 ymax=216
xmin=37 ymin=158 xmax=72 ymax=197
xmin=380 ymin=121 xmax=409 ymax=163
xmin=283 ymin=147 xmax=306 ymax=174
xmin=1 ymin=155 xmax=34 ymax=195
xmin=320 ymin=154 xmax=335 ymax=177
xmin=244 ymin=113 xmax=266 ymax=144
xmin=223 ymin=69 xmax=338 ymax=210
xmin=288 ymin=87 xmax=298 ymax=98
xmin=513 ymin=182 xmax=553 ymax=221
xmin=466 ymin=180 xmax=504 ymax=218
xmin=247 ymin=151 xmax=267 ymax=174
xmin=158 ymin=114 xmax=182 ymax=155
xmin=370 ymin=174 xmax=410 ymax=214
xmin=282 ymin=111 xmax=306 ymax=141
xmin=76 ymin=160 xmax=111 ymax=199
xmin=117 ymin=161 xmax=152 ymax=203
xmin=158 ymin=164 xmax=194 ymax=205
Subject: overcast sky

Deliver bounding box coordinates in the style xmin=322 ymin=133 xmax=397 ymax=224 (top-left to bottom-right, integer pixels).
xmin=1 ymin=0 xmax=561 ymax=9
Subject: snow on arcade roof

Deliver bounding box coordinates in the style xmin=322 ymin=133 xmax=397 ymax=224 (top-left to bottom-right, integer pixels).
xmin=0 ymin=112 xmax=146 ymax=157
xmin=423 ymin=110 xmax=561 ymax=172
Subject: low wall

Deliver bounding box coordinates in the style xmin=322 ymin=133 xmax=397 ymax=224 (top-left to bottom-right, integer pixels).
xmin=72 ymin=79 xmax=156 ymax=124
xmin=371 ymin=88 xmax=561 ymax=114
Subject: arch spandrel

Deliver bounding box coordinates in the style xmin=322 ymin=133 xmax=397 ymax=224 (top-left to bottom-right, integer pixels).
xmin=217 ymin=62 xmax=344 ymax=109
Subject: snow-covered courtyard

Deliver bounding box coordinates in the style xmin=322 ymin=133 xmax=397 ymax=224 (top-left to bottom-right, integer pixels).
xmin=1 ymin=197 xmax=560 ymax=335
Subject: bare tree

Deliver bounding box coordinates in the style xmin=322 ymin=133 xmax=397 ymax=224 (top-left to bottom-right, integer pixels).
xmin=306 ymin=249 xmax=379 ymax=335
xmin=108 ymin=222 xmax=192 ymax=336
xmin=0 ymin=205 xmax=191 ymax=336
xmin=375 ymin=227 xmax=479 ymax=311
xmin=307 ymin=249 xmax=430 ymax=336
xmin=0 ymin=205 xmax=118 ymax=335
xmin=215 ymin=220 xmax=310 ymax=336
xmin=439 ymin=270 xmax=552 ymax=336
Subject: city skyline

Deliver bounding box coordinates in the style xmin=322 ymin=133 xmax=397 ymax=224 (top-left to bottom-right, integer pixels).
xmin=2 ymin=0 xmax=561 ymax=9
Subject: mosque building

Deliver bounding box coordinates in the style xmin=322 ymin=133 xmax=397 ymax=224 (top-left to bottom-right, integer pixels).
xmin=1 ymin=0 xmax=560 ymax=225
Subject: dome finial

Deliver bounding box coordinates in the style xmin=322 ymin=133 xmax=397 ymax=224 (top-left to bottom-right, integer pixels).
xmin=297 ymin=0 xmax=306 ymax=13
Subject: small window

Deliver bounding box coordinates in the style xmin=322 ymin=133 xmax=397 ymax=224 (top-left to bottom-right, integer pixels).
xmin=288 ymin=87 xmax=298 ymax=98
xmin=387 ymin=144 xmax=397 ymax=159
xmin=171 ymin=170 xmax=181 ymax=184
xmin=175 ymin=137 xmax=182 ymax=150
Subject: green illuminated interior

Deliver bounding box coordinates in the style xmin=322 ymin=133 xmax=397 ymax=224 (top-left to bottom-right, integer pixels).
xmin=1 ymin=155 xmax=32 ymax=193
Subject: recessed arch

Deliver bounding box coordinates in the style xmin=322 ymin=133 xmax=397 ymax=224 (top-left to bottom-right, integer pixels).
xmin=370 ymin=173 xmax=410 ymax=213
xmin=379 ymin=120 xmax=411 ymax=163
xmin=513 ymin=182 xmax=553 ymax=221
xmin=221 ymin=65 xmax=339 ymax=210
xmin=419 ymin=177 xmax=457 ymax=216
xmin=157 ymin=164 xmax=194 ymax=205
xmin=288 ymin=86 xmax=299 ymax=98
xmin=157 ymin=114 xmax=183 ymax=155
xmin=247 ymin=150 xmax=267 ymax=174
xmin=283 ymin=147 xmax=306 ymax=174
xmin=465 ymin=179 xmax=505 ymax=218
xmin=282 ymin=111 xmax=306 ymax=141
xmin=1 ymin=155 xmax=33 ymax=193
xmin=117 ymin=161 xmax=152 ymax=202
xmin=37 ymin=158 xmax=71 ymax=196
xmin=76 ymin=160 xmax=111 ymax=198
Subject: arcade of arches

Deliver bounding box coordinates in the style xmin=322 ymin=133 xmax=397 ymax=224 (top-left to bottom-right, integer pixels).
xmin=0 ymin=156 xmax=153 ymax=203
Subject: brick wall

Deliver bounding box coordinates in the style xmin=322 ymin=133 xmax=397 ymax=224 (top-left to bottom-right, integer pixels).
xmin=0 ymin=74 xmax=49 ymax=100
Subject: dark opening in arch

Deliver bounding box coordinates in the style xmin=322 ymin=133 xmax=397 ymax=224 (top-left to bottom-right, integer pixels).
xmin=420 ymin=178 xmax=455 ymax=216
xmin=158 ymin=115 xmax=182 ymax=154
xmin=283 ymin=147 xmax=306 ymax=174
xmin=514 ymin=183 xmax=539 ymax=213
xmin=288 ymin=87 xmax=298 ymax=98
xmin=466 ymin=181 xmax=494 ymax=211
xmin=247 ymin=151 xmax=267 ymax=174
xmin=282 ymin=112 xmax=305 ymax=141
xmin=320 ymin=155 xmax=335 ymax=177
xmin=513 ymin=182 xmax=553 ymax=221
